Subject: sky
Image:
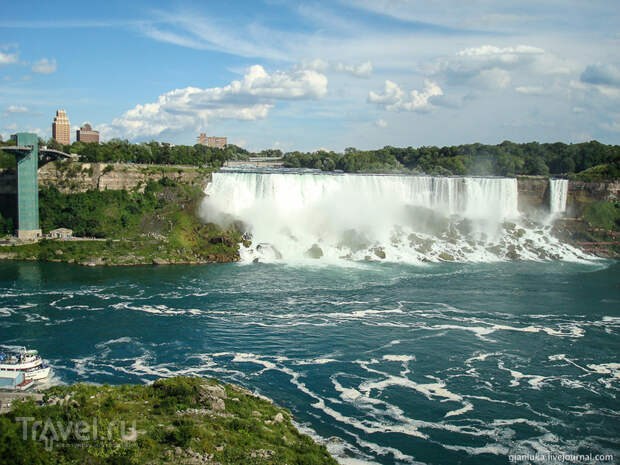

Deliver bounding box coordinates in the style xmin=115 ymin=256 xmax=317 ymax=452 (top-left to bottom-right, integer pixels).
xmin=0 ymin=0 xmax=619 ymax=152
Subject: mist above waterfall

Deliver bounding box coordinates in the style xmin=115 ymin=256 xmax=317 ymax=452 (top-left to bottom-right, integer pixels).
xmin=200 ymin=171 xmax=590 ymax=264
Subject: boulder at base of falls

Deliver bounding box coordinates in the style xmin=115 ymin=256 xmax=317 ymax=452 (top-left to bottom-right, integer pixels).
xmin=372 ymin=247 xmax=386 ymax=259
xmin=305 ymin=244 xmax=324 ymax=259
xmin=256 ymin=243 xmax=283 ymax=260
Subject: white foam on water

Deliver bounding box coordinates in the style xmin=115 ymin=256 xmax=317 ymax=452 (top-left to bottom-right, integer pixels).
xmin=382 ymin=355 xmax=415 ymax=362
xmin=110 ymin=302 xmax=202 ymax=316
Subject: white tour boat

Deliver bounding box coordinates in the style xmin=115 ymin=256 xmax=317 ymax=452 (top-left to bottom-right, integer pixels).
xmin=0 ymin=347 xmax=51 ymax=381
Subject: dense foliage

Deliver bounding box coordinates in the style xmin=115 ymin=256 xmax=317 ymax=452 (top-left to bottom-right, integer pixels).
xmin=0 ymin=179 xmax=242 ymax=264
xmin=0 ymin=377 xmax=337 ymax=465
xmin=0 ymin=212 xmax=13 ymax=235
xmin=62 ymin=139 xmax=250 ymax=166
xmin=0 ymin=138 xmax=249 ymax=168
xmin=282 ymin=141 xmax=620 ymax=178
xmin=583 ymin=201 xmax=620 ymax=231
xmin=2 ymin=138 xmax=619 ymax=179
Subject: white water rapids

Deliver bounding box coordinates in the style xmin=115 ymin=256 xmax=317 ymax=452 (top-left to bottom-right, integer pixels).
xmin=201 ymin=171 xmax=591 ymax=264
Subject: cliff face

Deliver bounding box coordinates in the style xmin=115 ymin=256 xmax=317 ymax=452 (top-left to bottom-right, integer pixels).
xmin=0 ymin=162 xmax=211 ymax=194
xmin=516 ymin=175 xmax=619 ymax=217
xmin=515 ymin=176 xmax=549 ymax=215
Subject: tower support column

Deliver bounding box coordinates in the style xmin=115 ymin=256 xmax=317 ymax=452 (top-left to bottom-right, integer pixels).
xmin=14 ymin=133 xmax=41 ymax=240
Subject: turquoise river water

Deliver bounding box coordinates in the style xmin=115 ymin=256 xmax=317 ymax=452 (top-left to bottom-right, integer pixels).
xmin=0 ymin=260 xmax=619 ymax=464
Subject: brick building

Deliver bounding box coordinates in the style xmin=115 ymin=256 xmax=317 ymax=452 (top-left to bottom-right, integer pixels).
xmin=76 ymin=123 xmax=100 ymax=143
xmin=197 ymin=133 xmax=227 ymax=149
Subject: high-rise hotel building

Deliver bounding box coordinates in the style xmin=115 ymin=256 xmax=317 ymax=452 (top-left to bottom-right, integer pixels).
xmin=52 ymin=109 xmax=71 ymax=146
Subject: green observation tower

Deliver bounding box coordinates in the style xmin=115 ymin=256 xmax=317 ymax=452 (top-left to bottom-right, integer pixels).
xmin=4 ymin=132 xmax=71 ymax=240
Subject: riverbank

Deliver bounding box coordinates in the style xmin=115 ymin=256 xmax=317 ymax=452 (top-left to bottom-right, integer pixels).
xmin=0 ymin=236 xmax=240 ymax=266
xmin=0 ymin=176 xmax=243 ymax=266
xmin=0 ymin=376 xmax=337 ymax=464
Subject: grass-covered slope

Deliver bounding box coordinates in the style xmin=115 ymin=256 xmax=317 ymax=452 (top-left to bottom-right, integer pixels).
xmin=0 ymin=377 xmax=337 ymax=465
xmin=0 ymin=178 xmax=242 ymax=265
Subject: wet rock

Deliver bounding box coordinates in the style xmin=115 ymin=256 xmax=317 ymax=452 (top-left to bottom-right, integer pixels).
xmin=305 ymin=244 xmax=324 ymax=259
xmin=438 ymin=252 xmax=454 ymax=261
xmin=372 ymin=247 xmax=386 ymax=259
xmin=152 ymin=257 xmax=169 ymax=265
xmin=486 ymin=245 xmax=502 ymax=255
xmin=339 ymin=229 xmax=371 ymax=252
xmin=256 ymin=243 xmax=282 ymax=259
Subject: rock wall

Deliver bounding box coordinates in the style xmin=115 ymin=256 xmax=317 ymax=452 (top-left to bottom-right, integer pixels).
xmin=516 ymin=175 xmax=619 ymax=217
xmin=0 ymin=162 xmax=211 ymax=194
xmin=515 ymin=176 xmax=550 ymax=215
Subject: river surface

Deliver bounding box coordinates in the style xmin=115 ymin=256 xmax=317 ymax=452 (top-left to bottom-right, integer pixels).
xmin=1 ymin=260 xmax=619 ymax=464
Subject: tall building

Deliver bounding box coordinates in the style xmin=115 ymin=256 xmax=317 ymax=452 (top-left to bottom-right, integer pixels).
xmin=52 ymin=109 xmax=71 ymax=146
xmin=197 ymin=133 xmax=227 ymax=149
xmin=76 ymin=123 xmax=100 ymax=143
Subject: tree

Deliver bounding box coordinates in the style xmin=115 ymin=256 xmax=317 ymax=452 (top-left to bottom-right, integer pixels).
xmin=46 ymin=138 xmax=63 ymax=151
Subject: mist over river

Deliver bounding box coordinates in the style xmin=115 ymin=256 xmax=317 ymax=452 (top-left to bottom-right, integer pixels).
xmin=1 ymin=260 xmax=619 ymax=464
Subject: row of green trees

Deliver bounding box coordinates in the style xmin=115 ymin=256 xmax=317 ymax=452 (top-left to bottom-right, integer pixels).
xmin=283 ymin=141 xmax=620 ymax=179
xmin=44 ymin=138 xmax=251 ymax=166
xmin=1 ymin=137 xmax=618 ymax=179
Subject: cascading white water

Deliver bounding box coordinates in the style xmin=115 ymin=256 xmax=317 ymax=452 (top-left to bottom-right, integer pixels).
xmin=201 ymin=171 xmax=590 ymax=263
xmin=549 ymin=179 xmax=569 ymax=214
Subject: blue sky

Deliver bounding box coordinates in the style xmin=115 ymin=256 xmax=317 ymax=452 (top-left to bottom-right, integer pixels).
xmin=1 ymin=0 xmax=619 ymax=151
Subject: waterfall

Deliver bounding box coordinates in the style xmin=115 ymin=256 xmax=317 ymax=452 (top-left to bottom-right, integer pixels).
xmin=549 ymin=179 xmax=568 ymax=214
xmin=201 ymin=171 xmax=590 ymax=263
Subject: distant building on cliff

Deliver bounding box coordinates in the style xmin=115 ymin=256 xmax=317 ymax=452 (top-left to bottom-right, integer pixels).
xmin=76 ymin=123 xmax=99 ymax=143
xmin=197 ymin=133 xmax=227 ymax=149
xmin=52 ymin=109 xmax=71 ymax=145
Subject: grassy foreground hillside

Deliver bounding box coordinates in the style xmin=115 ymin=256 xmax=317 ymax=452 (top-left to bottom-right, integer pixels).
xmin=0 ymin=178 xmax=242 ymax=265
xmin=0 ymin=377 xmax=337 ymax=465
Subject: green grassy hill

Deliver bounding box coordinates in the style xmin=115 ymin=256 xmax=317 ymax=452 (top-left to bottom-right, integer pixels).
xmin=0 ymin=376 xmax=337 ymax=465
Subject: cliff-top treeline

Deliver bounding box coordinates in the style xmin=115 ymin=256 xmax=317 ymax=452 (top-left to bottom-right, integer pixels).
xmin=1 ymin=139 xmax=618 ymax=180
xmin=283 ymin=141 xmax=620 ymax=180
xmin=0 ymin=138 xmax=618 ymax=180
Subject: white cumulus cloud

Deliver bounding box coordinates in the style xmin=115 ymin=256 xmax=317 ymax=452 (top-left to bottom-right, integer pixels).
xmin=515 ymin=86 xmax=544 ymax=95
xmin=31 ymin=58 xmax=57 ymax=74
xmin=5 ymin=105 xmax=29 ymax=113
xmin=295 ymin=59 xmax=373 ymax=78
xmin=100 ymin=65 xmax=328 ymax=140
xmin=333 ymin=60 xmax=373 ymax=78
xmin=0 ymin=51 xmax=18 ymax=65
xmin=425 ymin=44 xmax=573 ymax=91
xmin=368 ymin=80 xmax=442 ymax=112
